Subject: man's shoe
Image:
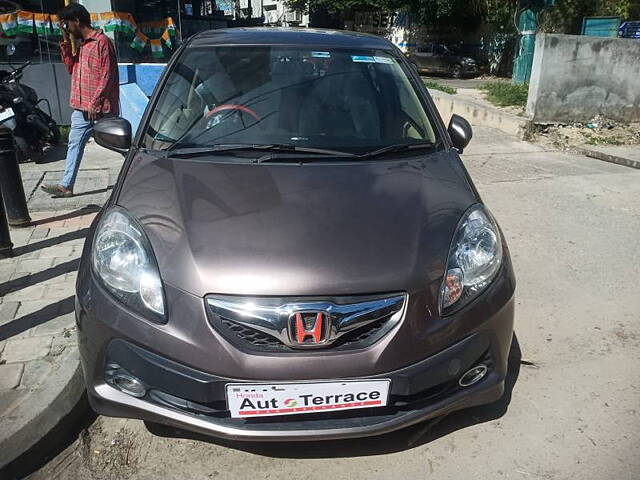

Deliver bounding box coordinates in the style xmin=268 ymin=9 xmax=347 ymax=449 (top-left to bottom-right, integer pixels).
xmin=41 ymin=184 xmax=73 ymax=198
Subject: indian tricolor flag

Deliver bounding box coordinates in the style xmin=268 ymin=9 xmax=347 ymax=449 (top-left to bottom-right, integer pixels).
xmin=150 ymin=38 xmax=163 ymax=58
xmin=47 ymin=14 xmax=61 ymax=37
xmin=0 ymin=13 xmax=17 ymax=37
xmin=140 ymin=20 xmax=164 ymax=36
xmin=164 ymin=17 xmax=178 ymax=39
xmin=34 ymin=13 xmax=50 ymax=36
xmin=130 ymin=30 xmax=148 ymax=53
xmin=16 ymin=11 xmax=34 ymax=35
xmin=161 ymin=29 xmax=172 ymax=49
xmin=101 ymin=12 xmax=136 ymax=37
xmin=165 ymin=17 xmax=177 ymax=33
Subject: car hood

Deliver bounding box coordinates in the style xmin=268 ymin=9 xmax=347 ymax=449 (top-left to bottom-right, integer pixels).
xmin=117 ymin=151 xmax=478 ymax=300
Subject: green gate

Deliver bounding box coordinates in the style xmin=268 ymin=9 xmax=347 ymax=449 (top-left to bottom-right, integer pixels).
xmin=581 ymin=16 xmax=622 ymax=37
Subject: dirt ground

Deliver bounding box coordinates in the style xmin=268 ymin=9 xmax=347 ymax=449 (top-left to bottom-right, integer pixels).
xmin=532 ymin=117 xmax=640 ymax=151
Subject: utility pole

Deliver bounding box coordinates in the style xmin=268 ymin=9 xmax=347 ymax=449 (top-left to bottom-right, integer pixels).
xmin=512 ymin=0 xmax=555 ymax=84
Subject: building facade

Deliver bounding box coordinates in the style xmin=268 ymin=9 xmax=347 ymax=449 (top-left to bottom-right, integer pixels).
xmin=0 ymin=0 xmax=306 ymax=126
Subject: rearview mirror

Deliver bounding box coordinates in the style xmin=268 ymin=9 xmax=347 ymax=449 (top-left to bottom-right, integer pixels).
xmin=447 ymin=114 xmax=472 ymax=153
xmin=94 ymin=117 xmax=132 ymax=155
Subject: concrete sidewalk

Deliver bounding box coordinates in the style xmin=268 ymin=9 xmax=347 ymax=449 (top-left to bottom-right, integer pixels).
xmin=18 ymin=142 xmax=123 ymax=212
xmin=0 ymin=143 xmax=122 ymax=469
xmin=427 ymin=88 xmax=532 ymax=139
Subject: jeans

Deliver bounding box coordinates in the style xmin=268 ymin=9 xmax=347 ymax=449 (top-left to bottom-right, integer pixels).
xmin=61 ymin=110 xmax=94 ymax=190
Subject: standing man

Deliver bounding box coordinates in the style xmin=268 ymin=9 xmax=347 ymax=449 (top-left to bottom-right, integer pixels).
xmin=41 ymin=4 xmax=119 ymax=198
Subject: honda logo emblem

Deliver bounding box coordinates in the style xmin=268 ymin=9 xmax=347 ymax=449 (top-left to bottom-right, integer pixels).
xmin=288 ymin=311 xmax=330 ymax=348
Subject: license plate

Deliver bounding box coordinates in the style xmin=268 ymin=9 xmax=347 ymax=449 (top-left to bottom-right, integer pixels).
xmin=226 ymin=380 xmax=391 ymax=418
xmin=0 ymin=108 xmax=15 ymax=122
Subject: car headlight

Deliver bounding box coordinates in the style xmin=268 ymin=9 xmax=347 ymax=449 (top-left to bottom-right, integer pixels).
xmin=92 ymin=207 xmax=166 ymax=322
xmin=440 ymin=205 xmax=503 ymax=313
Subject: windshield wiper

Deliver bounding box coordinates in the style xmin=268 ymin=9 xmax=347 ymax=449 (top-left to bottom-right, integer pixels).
xmin=359 ymin=142 xmax=437 ymax=159
xmin=165 ymin=144 xmax=356 ymax=160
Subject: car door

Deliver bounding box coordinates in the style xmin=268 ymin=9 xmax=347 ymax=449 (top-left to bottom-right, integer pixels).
xmin=412 ymin=43 xmax=436 ymax=72
xmin=432 ymin=44 xmax=450 ymax=72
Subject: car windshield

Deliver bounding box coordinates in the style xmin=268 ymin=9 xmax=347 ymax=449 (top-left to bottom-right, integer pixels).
xmin=143 ymin=46 xmax=438 ymax=154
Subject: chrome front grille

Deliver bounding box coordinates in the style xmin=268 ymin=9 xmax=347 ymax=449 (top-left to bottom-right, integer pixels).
xmin=220 ymin=318 xmax=285 ymax=349
xmin=206 ymin=293 xmax=406 ymax=352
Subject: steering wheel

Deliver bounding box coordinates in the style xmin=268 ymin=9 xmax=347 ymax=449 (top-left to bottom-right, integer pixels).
xmin=205 ymin=104 xmax=262 ymax=122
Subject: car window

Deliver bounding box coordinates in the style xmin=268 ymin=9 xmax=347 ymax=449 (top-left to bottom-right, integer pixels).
xmin=143 ymin=46 xmax=438 ymax=154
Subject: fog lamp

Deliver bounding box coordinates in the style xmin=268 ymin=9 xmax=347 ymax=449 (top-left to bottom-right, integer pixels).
xmin=105 ymin=362 xmax=147 ymax=398
xmin=111 ymin=374 xmax=147 ymax=398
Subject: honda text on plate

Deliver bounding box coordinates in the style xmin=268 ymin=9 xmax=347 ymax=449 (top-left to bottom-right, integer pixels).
xmin=77 ymin=28 xmax=515 ymax=441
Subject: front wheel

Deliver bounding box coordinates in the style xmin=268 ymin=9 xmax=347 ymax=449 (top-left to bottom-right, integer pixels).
xmin=450 ymin=64 xmax=463 ymax=79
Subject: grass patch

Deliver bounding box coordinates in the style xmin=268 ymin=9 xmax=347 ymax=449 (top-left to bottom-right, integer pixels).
xmin=58 ymin=125 xmax=71 ymax=143
xmin=481 ymin=81 xmax=529 ymax=107
xmin=423 ymin=80 xmax=457 ymax=95
xmin=583 ymin=132 xmax=624 ymax=146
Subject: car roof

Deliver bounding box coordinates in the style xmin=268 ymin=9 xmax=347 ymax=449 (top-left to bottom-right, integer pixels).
xmin=189 ymin=27 xmax=396 ymax=50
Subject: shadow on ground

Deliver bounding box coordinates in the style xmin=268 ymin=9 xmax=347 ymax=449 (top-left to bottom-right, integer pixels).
xmin=146 ymin=335 xmax=523 ymax=458
xmin=34 ymin=144 xmax=68 ymax=164
xmin=0 ymin=295 xmax=75 ymax=341
xmin=29 ymin=206 xmax=100 ymax=227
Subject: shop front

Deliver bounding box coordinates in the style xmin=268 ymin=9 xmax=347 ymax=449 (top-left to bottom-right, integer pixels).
xmin=0 ymin=1 xmax=246 ymax=126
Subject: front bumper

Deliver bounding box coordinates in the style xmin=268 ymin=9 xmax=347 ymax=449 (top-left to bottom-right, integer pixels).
xmin=88 ymin=330 xmax=506 ymax=441
xmin=77 ymin=253 xmax=515 ymax=441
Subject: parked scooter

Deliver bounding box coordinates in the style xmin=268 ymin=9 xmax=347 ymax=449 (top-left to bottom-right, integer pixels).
xmin=0 ymin=43 xmax=60 ymax=163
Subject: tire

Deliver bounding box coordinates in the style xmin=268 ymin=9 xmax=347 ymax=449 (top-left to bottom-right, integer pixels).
xmin=34 ymin=108 xmax=60 ymax=144
xmin=14 ymin=135 xmax=42 ymax=163
xmin=50 ymin=124 xmax=61 ymax=144
xmin=13 ymin=135 xmax=30 ymax=163
xmin=450 ymin=64 xmax=463 ymax=79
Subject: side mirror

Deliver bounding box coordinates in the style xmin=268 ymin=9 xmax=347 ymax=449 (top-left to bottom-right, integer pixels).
xmin=447 ymin=114 xmax=472 ymax=153
xmin=94 ymin=117 xmax=132 ymax=155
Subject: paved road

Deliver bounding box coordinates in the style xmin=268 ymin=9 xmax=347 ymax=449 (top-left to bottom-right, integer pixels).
xmin=24 ymin=128 xmax=640 ymax=480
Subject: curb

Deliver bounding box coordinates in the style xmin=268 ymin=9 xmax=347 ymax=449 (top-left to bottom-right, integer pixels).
xmin=576 ymin=146 xmax=640 ymax=170
xmin=0 ymin=346 xmax=85 ymax=469
xmin=430 ymin=90 xmax=532 ymax=139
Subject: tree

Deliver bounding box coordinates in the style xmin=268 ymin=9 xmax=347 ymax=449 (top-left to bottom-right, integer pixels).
xmin=288 ymin=0 xmax=511 ymax=31
xmin=539 ymin=0 xmax=640 ymax=34
xmin=288 ymin=0 xmax=639 ymax=33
